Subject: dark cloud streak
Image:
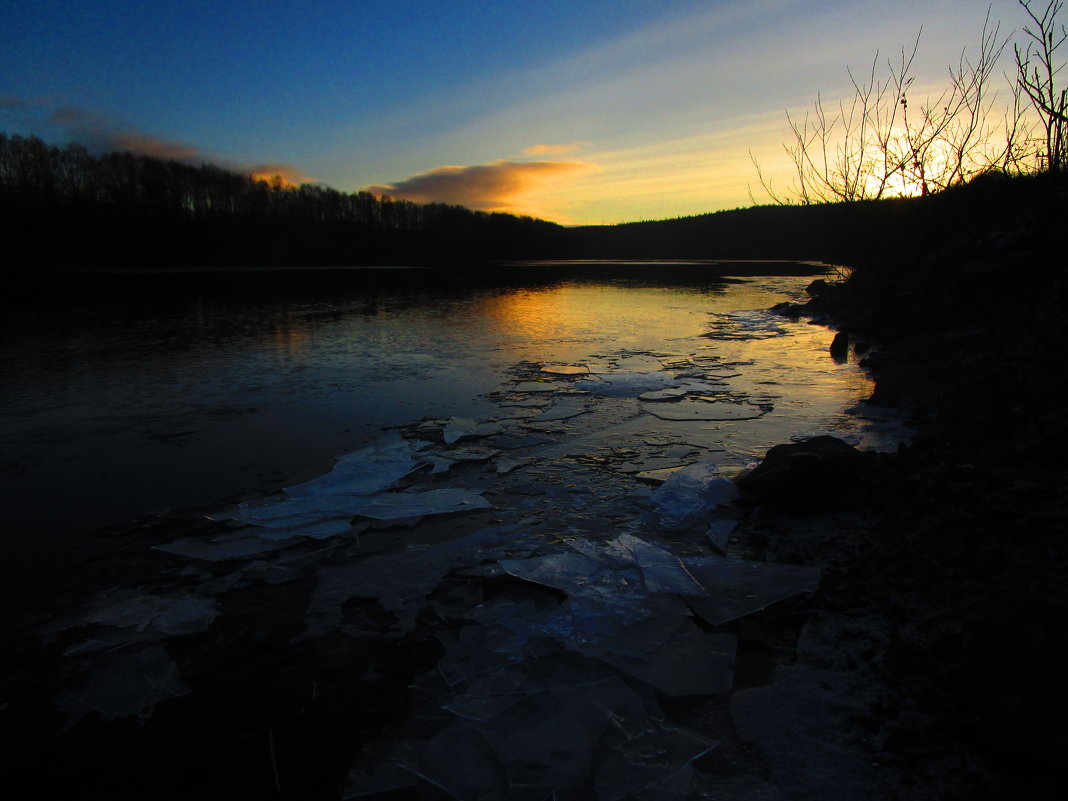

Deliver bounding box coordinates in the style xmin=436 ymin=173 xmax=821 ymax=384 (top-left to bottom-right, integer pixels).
xmin=1 ymin=97 xmax=312 ymax=185
xmin=50 ymin=105 xmax=204 ymax=162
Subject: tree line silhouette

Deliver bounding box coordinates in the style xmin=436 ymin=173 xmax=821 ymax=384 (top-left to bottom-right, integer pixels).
xmin=4 ymin=128 xmax=1064 ymax=275
xmin=0 ymin=133 xmax=568 ymax=268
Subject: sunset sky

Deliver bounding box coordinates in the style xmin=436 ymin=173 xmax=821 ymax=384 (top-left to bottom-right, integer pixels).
xmin=1 ymin=0 xmax=1024 ymax=224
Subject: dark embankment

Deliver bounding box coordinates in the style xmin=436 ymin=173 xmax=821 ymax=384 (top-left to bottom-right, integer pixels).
xmin=749 ymin=172 xmax=1067 ymax=798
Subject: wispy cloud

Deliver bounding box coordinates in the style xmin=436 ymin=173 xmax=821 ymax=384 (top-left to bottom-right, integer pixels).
xmin=521 ymin=143 xmax=584 ymax=156
xmin=51 ymin=105 xmax=204 ymax=162
xmin=511 ymin=114 xmax=794 ymax=224
xmin=1 ymin=98 xmax=314 ymax=185
xmin=365 ymin=159 xmax=595 ymax=218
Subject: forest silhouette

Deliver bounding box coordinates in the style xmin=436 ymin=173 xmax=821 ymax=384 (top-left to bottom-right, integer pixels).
xmin=0 ymin=133 xmax=567 ymax=269
xmin=4 ymin=130 xmax=1065 ymax=275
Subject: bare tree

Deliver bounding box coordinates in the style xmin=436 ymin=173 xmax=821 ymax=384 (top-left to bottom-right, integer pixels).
xmin=752 ymin=7 xmax=1029 ymax=204
xmin=894 ymin=12 xmax=1018 ymax=192
xmin=750 ymin=43 xmax=914 ymax=205
xmin=1015 ymin=0 xmax=1067 ymax=170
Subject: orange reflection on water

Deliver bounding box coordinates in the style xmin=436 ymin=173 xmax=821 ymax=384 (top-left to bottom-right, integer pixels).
xmin=484 ymin=286 xmax=591 ymax=340
xmin=269 ymin=324 xmax=309 ymax=357
xmin=482 ymin=283 xmax=711 ymax=346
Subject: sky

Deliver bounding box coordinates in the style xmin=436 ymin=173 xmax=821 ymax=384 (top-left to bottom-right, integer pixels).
xmin=0 ymin=0 xmax=1032 ymax=224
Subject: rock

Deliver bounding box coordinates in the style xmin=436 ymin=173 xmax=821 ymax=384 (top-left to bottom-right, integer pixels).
xmin=829 ymin=331 xmax=849 ymax=363
xmin=805 ymin=279 xmax=830 ymax=296
xmin=735 ymin=436 xmax=873 ymax=513
xmin=770 ymin=301 xmax=805 ymax=319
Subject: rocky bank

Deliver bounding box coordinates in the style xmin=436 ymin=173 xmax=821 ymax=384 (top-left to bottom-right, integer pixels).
xmin=754 ymin=184 xmax=1068 ymax=799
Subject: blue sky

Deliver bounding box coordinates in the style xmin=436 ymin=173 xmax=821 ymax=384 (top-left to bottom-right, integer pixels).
xmin=1 ymin=0 xmax=1029 ymax=223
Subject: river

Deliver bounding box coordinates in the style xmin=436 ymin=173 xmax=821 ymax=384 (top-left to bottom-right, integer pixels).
xmin=0 ymin=263 xmax=901 ymax=601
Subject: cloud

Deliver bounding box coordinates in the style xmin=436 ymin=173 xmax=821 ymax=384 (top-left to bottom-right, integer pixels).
xmin=245 ymin=163 xmax=312 ymax=187
xmin=521 ymin=143 xmax=583 ymax=156
xmin=49 ymin=105 xmax=205 ymax=162
xmin=0 ymin=100 xmax=316 ymax=184
xmin=365 ymin=159 xmax=594 ymax=215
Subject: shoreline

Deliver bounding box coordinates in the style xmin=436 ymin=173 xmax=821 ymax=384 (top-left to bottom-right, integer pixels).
xmin=752 ymin=222 xmax=1067 ymax=797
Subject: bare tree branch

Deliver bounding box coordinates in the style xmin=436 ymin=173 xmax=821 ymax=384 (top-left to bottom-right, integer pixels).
xmin=751 ymin=5 xmax=1038 ymax=204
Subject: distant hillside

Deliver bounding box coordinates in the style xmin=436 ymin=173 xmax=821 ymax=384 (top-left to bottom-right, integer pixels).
xmin=563 ymin=170 xmax=1068 ymax=268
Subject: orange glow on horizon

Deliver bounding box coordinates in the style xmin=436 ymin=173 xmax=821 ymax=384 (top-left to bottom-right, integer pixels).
xmin=250 ymin=172 xmax=299 ymax=188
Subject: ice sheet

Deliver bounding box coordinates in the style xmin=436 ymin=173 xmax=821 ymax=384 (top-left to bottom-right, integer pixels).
xmin=256 ymin=518 xmax=357 ymax=541
xmin=234 ymin=488 xmax=489 ymax=528
xmin=154 ymin=532 xmax=294 ymax=561
xmin=303 ymin=527 xmax=520 ymax=637
xmin=442 ymin=417 xmax=503 ymax=444
xmin=434 ymin=445 xmax=500 ymax=462
xmin=541 ymin=364 xmax=590 ymax=375
xmin=644 ymin=401 xmax=767 ymax=421
xmin=79 ymin=588 xmax=218 ymax=636
xmin=638 ymin=388 xmax=689 ymax=401
xmin=55 ymin=644 xmax=190 ymax=725
xmin=611 ymin=534 xmax=707 ymax=596
xmin=594 ymin=722 xmax=718 ymax=801
xmin=512 ymin=381 xmax=562 ymax=393
xmin=346 ymin=488 xmax=492 ymax=520
xmin=596 ymin=625 xmax=737 ymax=696
xmin=531 ymin=398 xmax=589 ymax=422
xmin=499 ymin=552 xmax=644 ymax=607
xmin=576 ymin=372 xmax=678 ymax=397
xmin=682 ymin=556 xmax=821 ymax=625
xmin=284 ymin=433 xmax=424 ymax=497
xmin=706 ymin=518 xmax=738 ymax=553
xmin=650 ymin=462 xmax=740 ymax=530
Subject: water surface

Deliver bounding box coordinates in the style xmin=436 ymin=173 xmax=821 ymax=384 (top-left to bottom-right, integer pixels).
xmin=0 ymin=266 xmax=895 ymax=592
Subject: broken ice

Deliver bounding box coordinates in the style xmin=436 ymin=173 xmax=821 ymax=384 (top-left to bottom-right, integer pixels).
xmin=531 ymin=398 xmax=589 ymax=422
xmin=442 ymin=417 xmax=502 ymax=444
xmin=540 ymin=364 xmax=590 ymax=375
xmin=651 ymin=462 xmax=740 ymax=530
xmin=576 ymin=372 xmax=678 ymax=397
xmin=284 ymin=433 xmax=425 ymax=497
xmin=644 ymin=401 xmax=767 ymax=421
xmin=683 ymin=556 xmax=821 ymax=625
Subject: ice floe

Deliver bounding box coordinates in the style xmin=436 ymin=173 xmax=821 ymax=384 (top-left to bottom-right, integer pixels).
xmin=651 ymin=461 xmax=740 ymax=530
xmin=644 ymin=400 xmax=768 ymax=421
xmin=540 ymin=364 xmax=590 ymax=375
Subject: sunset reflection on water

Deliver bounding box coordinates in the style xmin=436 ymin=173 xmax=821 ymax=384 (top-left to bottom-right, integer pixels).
xmin=269 ymin=324 xmax=309 ymax=357
xmin=482 ymin=282 xmax=725 ymax=348
xmin=1 ymin=272 xmax=888 ymax=557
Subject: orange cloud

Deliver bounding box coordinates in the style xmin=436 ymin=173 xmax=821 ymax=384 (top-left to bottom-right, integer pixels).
xmin=246 ymin=163 xmax=316 ymax=187
xmin=365 ymin=159 xmax=593 ymax=214
xmin=521 ymin=143 xmax=584 ymax=156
